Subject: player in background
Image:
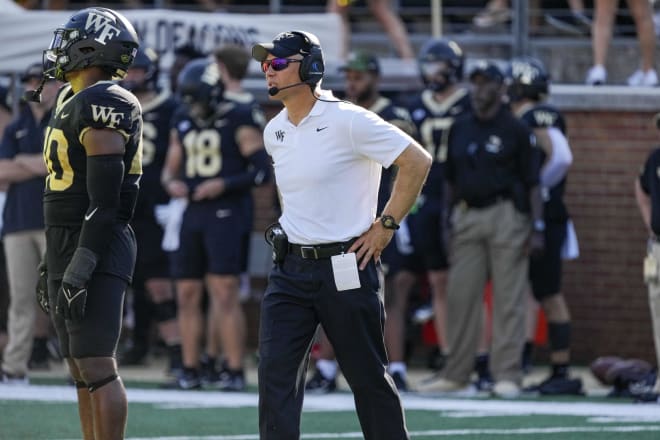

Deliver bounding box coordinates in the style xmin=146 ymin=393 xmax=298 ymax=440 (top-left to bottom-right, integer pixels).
xmin=507 ymin=57 xmax=583 ymax=395
xmin=196 ymin=45 xmax=267 ymax=381
xmin=162 ymin=59 xmax=270 ymax=391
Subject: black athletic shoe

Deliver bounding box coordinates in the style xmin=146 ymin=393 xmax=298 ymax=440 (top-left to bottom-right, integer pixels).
xmin=217 ymin=369 xmax=246 ymax=392
xmin=200 ymin=356 xmax=221 ymax=387
xmin=525 ymin=375 xmax=583 ymax=395
xmin=161 ymin=368 xmax=201 ymax=390
xmin=391 ymin=371 xmax=409 ymax=392
xmin=305 ymin=370 xmax=337 ymax=394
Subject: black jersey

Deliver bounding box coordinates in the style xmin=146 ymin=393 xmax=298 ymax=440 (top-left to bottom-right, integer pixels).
xmin=519 ymin=103 xmax=569 ymax=223
xmin=408 ymin=88 xmax=471 ymax=197
xmin=446 ymin=106 xmax=539 ymax=208
xmin=171 ymin=99 xmax=265 ymax=203
xmin=519 ymin=103 xmax=566 ymax=134
xmin=43 ymin=81 xmax=143 ymax=226
xmin=369 ymin=96 xmax=415 ymax=214
xmin=640 ymin=148 xmax=660 ymax=235
xmin=134 ymin=91 xmax=178 ymax=218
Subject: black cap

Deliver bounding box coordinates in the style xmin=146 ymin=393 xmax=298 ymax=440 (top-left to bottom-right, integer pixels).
xmin=252 ymin=31 xmax=318 ymax=62
xmin=21 ymin=63 xmax=43 ymax=83
xmin=469 ymin=61 xmax=504 ymax=83
xmin=339 ymin=51 xmax=380 ymax=74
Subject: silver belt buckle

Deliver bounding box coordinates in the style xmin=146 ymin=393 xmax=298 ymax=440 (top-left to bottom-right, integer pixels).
xmin=300 ymin=246 xmax=319 ymax=259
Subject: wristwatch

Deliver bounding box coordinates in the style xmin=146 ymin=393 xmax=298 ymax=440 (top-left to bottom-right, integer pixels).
xmin=533 ymin=219 xmax=546 ymax=232
xmin=380 ymin=215 xmax=400 ymax=230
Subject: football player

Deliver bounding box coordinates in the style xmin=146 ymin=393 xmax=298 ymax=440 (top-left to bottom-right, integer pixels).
xmin=406 ymin=38 xmax=472 ymax=374
xmin=507 ymin=56 xmax=582 ymax=395
xmin=120 ymin=47 xmax=182 ymax=376
xmin=162 ymin=59 xmax=270 ymax=391
xmin=36 ymin=7 xmax=141 ymax=439
xmin=197 ymin=45 xmax=265 ymax=381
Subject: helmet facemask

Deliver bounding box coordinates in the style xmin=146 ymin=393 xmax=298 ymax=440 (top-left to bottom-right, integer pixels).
xmin=420 ymin=60 xmax=458 ymax=93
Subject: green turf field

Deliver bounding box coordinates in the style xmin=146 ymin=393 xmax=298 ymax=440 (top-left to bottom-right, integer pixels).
xmin=1 ymin=380 xmax=659 ymax=440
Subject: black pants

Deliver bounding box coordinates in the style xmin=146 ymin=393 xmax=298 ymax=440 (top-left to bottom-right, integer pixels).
xmin=258 ymin=253 xmax=409 ymax=440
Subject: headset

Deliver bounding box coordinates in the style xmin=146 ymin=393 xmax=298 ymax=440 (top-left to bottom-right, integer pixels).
xmin=290 ymin=30 xmax=325 ymax=85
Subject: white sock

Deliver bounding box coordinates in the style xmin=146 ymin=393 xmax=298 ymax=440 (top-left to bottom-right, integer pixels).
xmin=316 ymin=359 xmax=338 ymax=380
xmin=388 ymin=362 xmax=407 ymax=376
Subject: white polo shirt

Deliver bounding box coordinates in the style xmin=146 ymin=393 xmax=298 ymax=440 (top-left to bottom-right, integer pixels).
xmin=264 ymin=93 xmax=414 ymax=245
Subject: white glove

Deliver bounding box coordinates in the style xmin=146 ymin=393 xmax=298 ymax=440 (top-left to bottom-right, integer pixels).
xmin=161 ymin=198 xmax=188 ymax=252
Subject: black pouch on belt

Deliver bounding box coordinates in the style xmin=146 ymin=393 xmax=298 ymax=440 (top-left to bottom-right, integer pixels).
xmin=265 ymin=222 xmax=289 ymax=264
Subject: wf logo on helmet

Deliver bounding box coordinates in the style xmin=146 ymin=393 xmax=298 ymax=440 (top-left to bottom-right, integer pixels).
xmin=85 ymin=12 xmax=121 ymax=45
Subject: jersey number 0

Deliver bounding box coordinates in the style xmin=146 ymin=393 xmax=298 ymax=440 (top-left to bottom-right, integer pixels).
xmin=43 ymin=126 xmax=73 ymax=191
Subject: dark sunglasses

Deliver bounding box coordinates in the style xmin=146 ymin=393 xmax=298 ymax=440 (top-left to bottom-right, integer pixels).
xmin=261 ymin=58 xmax=302 ymax=73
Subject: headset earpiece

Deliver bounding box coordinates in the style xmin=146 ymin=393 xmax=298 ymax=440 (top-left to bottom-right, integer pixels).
xmin=291 ymin=30 xmax=325 ymax=85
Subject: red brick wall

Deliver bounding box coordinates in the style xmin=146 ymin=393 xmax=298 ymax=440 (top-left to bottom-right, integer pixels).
xmin=563 ymin=110 xmax=658 ymax=364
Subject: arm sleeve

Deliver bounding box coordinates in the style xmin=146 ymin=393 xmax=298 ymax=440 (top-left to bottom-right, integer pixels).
xmin=77 ymin=154 xmax=124 ymax=257
xmin=540 ymin=127 xmax=573 ymax=188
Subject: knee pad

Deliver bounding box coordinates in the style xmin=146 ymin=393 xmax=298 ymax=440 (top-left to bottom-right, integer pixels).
xmin=153 ymin=299 xmax=177 ymax=322
xmin=548 ymin=322 xmax=571 ymax=351
xmin=87 ymin=374 xmax=118 ymax=393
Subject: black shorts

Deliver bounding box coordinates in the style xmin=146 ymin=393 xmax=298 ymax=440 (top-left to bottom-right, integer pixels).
xmin=46 ymin=224 xmax=137 ymax=283
xmin=409 ymin=197 xmax=449 ymax=270
xmin=529 ymin=221 xmax=566 ymax=300
xmin=48 ymin=273 xmax=127 ymax=358
xmin=132 ymin=216 xmax=169 ymax=283
xmin=170 ymin=201 xmax=246 ymax=278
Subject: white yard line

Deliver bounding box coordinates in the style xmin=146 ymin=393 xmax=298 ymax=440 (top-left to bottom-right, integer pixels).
xmin=99 ymin=426 xmax=660 ymax=440
xmin=2 ymin=383 xmax=659 ymax=422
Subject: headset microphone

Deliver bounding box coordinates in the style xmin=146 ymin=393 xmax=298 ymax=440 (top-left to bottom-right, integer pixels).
xmin=268 ymin=82 xmax=307 ymax=96
xmin=23 ymin=76 xmax=47 ymax=103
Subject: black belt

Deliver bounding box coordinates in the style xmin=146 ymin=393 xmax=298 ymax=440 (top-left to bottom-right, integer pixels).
xmin=289 ymin=239 xmax=356 ymax=260
xmin=464 ymin=194 xmax=509 ymax=209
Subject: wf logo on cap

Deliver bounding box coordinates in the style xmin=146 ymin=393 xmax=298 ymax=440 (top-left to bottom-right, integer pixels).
xmin=274 ymin=32 xmax=296 ymax=41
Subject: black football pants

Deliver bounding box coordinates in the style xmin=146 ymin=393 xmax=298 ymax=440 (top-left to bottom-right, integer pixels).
xmin=258 ymin=253 xmax=409 ymax=440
